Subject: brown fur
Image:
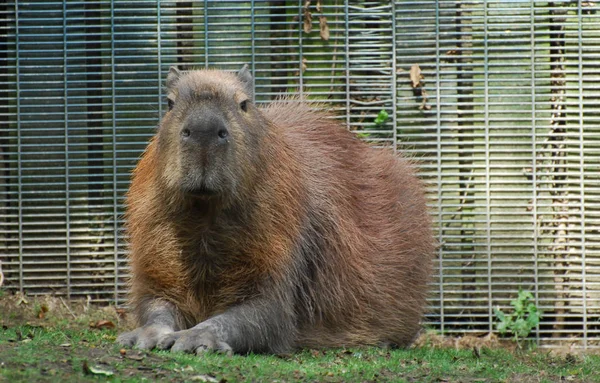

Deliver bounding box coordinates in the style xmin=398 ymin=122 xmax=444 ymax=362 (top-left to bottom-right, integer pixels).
xmin=122 ymin=67 xmax=435 ymax=353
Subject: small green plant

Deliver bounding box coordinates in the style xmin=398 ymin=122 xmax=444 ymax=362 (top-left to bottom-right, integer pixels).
xmin=357 ymin=110 xmax=390 ymax=139
xmin=373 ymin=109 xmax=389 ymax=126
xmin=494 ymin=289 xmax=542 ymax=347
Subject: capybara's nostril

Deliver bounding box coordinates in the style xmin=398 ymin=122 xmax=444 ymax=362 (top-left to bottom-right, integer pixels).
xmin=181 ymin=128 xmax=191 ymax=138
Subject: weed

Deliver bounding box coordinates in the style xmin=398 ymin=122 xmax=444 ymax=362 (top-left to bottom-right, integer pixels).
xmin=357 ymin=110 xmax=390 ymax=139
xmin=494 ymin=289 xmax=542 ymax=348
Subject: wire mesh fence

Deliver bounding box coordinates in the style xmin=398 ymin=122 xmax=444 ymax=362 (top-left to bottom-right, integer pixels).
xmin=1 ymin=0 xmax=599 ymax=348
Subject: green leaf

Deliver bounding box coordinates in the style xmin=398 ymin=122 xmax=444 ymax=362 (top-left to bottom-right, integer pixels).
xmin=374 ymin=110 xmax=389 ymax=126
xmin=494 ymin=307 xmax=505 ymax=321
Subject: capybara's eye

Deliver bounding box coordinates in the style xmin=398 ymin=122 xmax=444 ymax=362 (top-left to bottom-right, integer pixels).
xmin=218 ymin=129 xmax=229 ymax=139
xmin=240 ymin=100 xmax=248 ymax=112
xmin=167 ymin=98 xmax=175 ymax=111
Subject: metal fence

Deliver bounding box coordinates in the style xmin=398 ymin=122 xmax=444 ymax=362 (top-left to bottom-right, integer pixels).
xmin=1 ymin=1 xmax=599 ymax=348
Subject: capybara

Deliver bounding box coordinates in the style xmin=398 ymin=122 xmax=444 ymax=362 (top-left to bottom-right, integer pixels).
xmin=117 ymin=65 xmax=435 ymax=355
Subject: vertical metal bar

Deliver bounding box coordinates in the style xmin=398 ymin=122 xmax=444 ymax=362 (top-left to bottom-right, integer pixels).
xmin=204 ymin=0 xmax=209 ymax=68
xmin=298 ymin=0 xmax=304 ymax=100
xmin=157 ymin=1 xmax=162 ymax=116
xmin=390 ymin=2 xmax=397 ymax=154
xmin=62 ymin=0 xmax=71 ymax=299
xmin=250 ymin=0 xmax=256 ymax=92
xmin=577 ymin=0 xmax=587 ymax=349
xmin=14 ymin=1 xmax=23 ymax=294
xmin=434 ymin=0 xmax=444 ymax=335
xmin=483 ymin=0 xmax=493 ymax=333
xmin=344 ymin=0 xmax=350 ymax=129
xmin=111 ymin=0 xmax=119 ymax=304
xmin=530 ymin=0 xmax=540 ymax=346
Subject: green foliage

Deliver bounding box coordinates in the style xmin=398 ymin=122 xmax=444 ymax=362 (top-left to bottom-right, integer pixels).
xmin=494 ymin=289 xmax=542 ymax=346
xmin=373 ymin=109 xmax=389 ymax=126
xmin=357 ymin=109 xmax=390 ymax=139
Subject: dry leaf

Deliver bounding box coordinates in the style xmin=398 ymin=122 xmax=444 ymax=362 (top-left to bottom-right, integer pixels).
xmin=319 ymin=16 xmax=329 ymax=40
xmin=302 ymin=57 xmax=308 ymax=73
xmin=419 ymin=88 xmax=431 ymax=110
xmin=409 ymin=64 xmax=431 ymax=110
xmin=115 ymin=308 xmax=127 ymax=318
xmin=90 ymin=320 xmax=115 ymax=329
xmin=409 ymin=64 xmax=422 ymax=88
xmin=303 ymin=1 xmax=312 ymax=34
xmin=190 ymin=375 xmax=219 ymax=382
xmin=82 ymin=361 xmax=114 ymax=377
xmin=37 ymin=304 xmax=48 ymax=319
xmin=16 ymin=295 xmax=28 ymax=306
xmin=316 ymin=0 xmax=322 ymax=12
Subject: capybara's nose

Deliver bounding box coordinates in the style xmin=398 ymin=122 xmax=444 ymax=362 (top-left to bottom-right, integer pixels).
xmin=180 ymin=110 xmax=229 ymax=145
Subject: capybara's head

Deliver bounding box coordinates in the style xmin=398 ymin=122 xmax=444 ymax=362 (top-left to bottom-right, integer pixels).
xmin=155 ymin=66 xmax=266 ymax=202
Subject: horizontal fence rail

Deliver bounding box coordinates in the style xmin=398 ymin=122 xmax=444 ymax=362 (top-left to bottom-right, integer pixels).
xmin=0 ymin=0 xmax=599 ymax=348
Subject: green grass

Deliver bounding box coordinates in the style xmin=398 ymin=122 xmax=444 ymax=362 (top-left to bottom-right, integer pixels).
xmin=3 ymin=326 xmax=600 ymax=383
xmin=1 ymin=294 xmax=600 ymax=382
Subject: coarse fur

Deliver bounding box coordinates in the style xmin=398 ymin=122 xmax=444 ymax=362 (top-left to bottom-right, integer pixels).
xmin=117 ymin=66 xmax=435 ymax=354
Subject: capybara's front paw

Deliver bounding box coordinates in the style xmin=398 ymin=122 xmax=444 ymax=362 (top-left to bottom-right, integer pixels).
xmin=117 ymin=324 xmax=174 ymax=350
xmin=156 ymin=328 xmax=233 ymax=355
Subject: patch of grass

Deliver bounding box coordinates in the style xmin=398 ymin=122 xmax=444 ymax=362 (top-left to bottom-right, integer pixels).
xmin=1 ymin=293 xmax=600 ymax=382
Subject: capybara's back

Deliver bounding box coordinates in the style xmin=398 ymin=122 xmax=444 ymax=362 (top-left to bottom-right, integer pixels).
xmin=117 ymin=66 xmax=435 ymax=355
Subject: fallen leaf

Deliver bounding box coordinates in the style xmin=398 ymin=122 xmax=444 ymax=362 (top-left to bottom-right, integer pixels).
xmin=409 ymin=64 xmax=422 ymax=88
xmin=16 ymin=295 xmax=28 ymax=306
xmin=82 ymin=361 xmax=114 ymax=377
xmin=419 ymin=88 xmax=432 ymax=110
xmin=115 ymin=308 xmax=127 ymax=318
xmin=303 ymin=0 xmax=312 ymax=34
xmin=319 ymin=16 xmax=329 ymax=40
xmin=59 ymin=343 xmax=71 ymax=348
xmin=316 ymin=0 xmax=322 ymax=12
xmin=89 ymin=366 xmax=113 ymax=376
xmin=190 ymin=374 xmax=219 ymax=382
xmin=302 ymin=57 xmax=308 ymax=73
xmin=90 ymin=320 xmax=115 ymax=329
xmin=408 ymin=65 xmax=431 ymax=110
xmin=37 ymin=304 xmax=49 ymax=319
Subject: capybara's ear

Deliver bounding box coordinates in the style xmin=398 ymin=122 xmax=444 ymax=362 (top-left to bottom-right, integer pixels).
xmin=237 ymin=64 xmax=254 ymax=102
xmin=166 ymin=66 xmax=181 ymax=91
